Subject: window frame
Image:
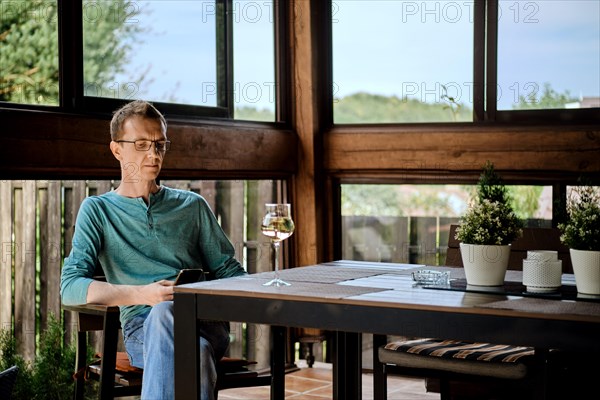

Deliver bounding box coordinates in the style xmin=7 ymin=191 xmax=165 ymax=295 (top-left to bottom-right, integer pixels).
xmin=0 ymin=0 xmax=290 ymax=124
xmin=485 ymin=0 xmax=600 ymax=124
xmin=329 ymin=0 xmax=600 ymax=126
xmin=74 ymin=0 xmax=232 ymax=118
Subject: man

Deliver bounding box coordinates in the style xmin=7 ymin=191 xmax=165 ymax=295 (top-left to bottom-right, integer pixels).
xmin=60 ymin=100 xmax=246 ymax=399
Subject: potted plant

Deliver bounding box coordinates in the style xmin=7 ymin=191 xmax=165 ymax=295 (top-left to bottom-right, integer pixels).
xmin=558 ymin=185 xmax=600 ymax=295
xmin=455 ymin=162 xmax=523 ymax=286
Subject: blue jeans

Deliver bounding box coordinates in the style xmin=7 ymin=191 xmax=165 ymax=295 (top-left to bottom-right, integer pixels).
xmin=122 ymin=301 xmax=230 ymax=400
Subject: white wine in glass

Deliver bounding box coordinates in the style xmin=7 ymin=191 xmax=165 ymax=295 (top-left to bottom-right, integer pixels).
xmin=261 ymin=203 xmax=295 ymax=286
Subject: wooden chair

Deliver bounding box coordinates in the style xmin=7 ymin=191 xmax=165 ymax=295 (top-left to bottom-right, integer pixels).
xmin=373 ymin=226 xmax=569 ymax=400
xmin=445 ymin=225 xmax=572 ymax=273
xmin=64 ymin=303 xmax=272 ymax=399
xmin=296 ymin=328 xmax=327 ymax=367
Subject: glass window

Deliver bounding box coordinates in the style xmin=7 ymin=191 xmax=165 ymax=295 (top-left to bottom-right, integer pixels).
xmin=497 ymin=1 xmax=600 ymax=110
xmin=0 ymin=1 xmax=59 ymax=105
xmin=83 ymin=0 xmax=218 ymax=106
xmin=332 ymin=1 xmax=474 ymax=123
xmin=233 ymin=1 xmax=276 ymax=121
xmin=341 ymin=184 xmax=552 ymax=265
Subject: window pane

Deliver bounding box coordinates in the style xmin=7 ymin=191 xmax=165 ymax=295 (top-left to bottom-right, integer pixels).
xmin=498 ymin=1 xmax=600 ymax=110
xmin=0 ymin=1 xmax=59 ymax=105
xmin=341 ymin=184 xmax=551 ymax=265
xmin=83 ymin=0 xmax=217 ymax=106
xmin=332 ymin=1 xmax=474 ymax=123
xmin=233 ymin=1 xmax=275 ymax=121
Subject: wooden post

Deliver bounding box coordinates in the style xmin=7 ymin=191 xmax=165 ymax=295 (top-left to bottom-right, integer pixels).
xmin=0 ymin=181 xmax=13 ymax=332
xmin=216 ymin=180 xmax=245 ymax=358
xmin=246 ymin=180 xmax=273 ymax=368
xmin=14 ymin=181 xmax=37 ymax=360
xmin=40 ymin=181 xmax=62 ymax=330
xmin=290 ymin=0 xmax=324 ymax=267
xmin=63 ymin=180 xmax=87 ymax=346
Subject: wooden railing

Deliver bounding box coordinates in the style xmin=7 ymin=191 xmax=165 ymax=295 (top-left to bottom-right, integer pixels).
xmin=0 ymin=179 xmax=278 ymax=366
xmin=342 ymin=215 xmax=551 ymax=266
xmin=342 ymin=215 xmax=460 ymax=266
xmin=0 ymin=180 xmax=551 ymax=363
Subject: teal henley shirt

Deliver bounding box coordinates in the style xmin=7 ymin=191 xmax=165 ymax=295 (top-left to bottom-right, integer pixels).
xmin=60 ymin=186 xmax=246 ymax=326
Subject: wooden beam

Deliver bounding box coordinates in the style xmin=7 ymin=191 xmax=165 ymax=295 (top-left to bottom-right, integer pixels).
xmin=0 ymin=110 xmax=297 ymax=179
xmin=289 ymin=0 xmax=330 ymax=266
xmin=324 ymin=124 xmax=600 ymax=181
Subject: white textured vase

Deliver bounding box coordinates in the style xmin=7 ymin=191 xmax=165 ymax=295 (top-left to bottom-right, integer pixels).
xmin=570 ymin=249 xmax=600 ymax=295
xmin=522 ymin=250 xmax=562 ymax=293
xmin=460 ymin=243 xmax=510 ymax=286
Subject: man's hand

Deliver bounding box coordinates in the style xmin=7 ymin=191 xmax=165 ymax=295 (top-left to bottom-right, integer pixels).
xmin=136 ymin=280 xmax=175 ymax=306
xmin=87 ymin=279 xmax=175 ymax=306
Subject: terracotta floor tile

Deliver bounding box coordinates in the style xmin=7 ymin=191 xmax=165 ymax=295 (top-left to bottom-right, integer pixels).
xmin=285 ymin=376 xmax=330 ymax=393
xmin=286 ymin=394 xmax=333 ymax=399
xmin=302 ymin=384 xmax=333 ymax=398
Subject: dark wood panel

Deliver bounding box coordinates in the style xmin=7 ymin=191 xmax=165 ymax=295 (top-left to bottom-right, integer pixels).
xmin=0 ymin=110 xmax=297 ymax=179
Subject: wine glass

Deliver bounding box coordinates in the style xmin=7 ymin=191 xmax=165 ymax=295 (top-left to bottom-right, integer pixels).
xmin=261 ymin=203 xmax=295 ymax=286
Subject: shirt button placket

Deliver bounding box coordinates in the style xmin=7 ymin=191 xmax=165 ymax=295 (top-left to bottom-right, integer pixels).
xmin=147 ymin=210 xmax=154 ymax=230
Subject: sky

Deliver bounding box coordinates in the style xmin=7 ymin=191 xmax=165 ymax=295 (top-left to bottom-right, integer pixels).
xmin=109 ymin=0 xmax=275 ymax=109
xmin=108 ymin=0 xmax=600 ymax=111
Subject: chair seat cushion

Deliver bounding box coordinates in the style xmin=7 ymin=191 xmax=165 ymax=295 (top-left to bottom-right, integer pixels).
xmin=379 ymin=339 xmax=535 ymax=380
xmin=88 ymin=353 xmax=262 ymax=388
xmin=115 ymin=352 xmax=144 ymax=374
xmin=87 ymin=353 xmax=143 ymax=387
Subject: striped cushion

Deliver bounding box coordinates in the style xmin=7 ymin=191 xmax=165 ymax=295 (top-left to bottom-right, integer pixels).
xmin=385 ymin=339 xmax=534 ymax=363
xmin=379 ymin=338 xmax=534 ymax=379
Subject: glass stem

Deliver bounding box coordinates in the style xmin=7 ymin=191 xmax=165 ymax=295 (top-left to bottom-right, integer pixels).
xmin=272 ymin=240 xmax=280 ymax=279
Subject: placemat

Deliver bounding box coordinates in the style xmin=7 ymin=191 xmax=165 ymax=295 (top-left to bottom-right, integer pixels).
xmin=337 ymin=273 xmax=412 ymax=289
xmin=183 ymin=276 xmax=387 ymax=299
xmin=422 ymin=278 xmax=597 ymax=302
xmin=253 ymin=265 xmax=413 ymax=283
xmin=479 ymin=297 xmax=600 ymax=316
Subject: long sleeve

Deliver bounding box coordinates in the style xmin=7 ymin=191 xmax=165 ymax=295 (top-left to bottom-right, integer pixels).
xmin=60 ymin=198 xmax=102 ymax=305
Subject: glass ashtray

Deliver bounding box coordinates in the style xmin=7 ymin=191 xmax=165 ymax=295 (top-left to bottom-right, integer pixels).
xmin=411 ymin=270 xmax=450 ymax=285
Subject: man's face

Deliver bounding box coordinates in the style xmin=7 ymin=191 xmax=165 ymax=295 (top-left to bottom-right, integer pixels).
xmin=111 ymin=116 xmax=168 ymax=183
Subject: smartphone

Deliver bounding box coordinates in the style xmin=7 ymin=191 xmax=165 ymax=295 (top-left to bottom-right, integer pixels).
xmin=174 ymin=269 xmax=206 ymax=286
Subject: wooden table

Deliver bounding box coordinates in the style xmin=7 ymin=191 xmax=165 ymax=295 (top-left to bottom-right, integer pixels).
xmin=173 ymin=260 xmax=600 ymax=399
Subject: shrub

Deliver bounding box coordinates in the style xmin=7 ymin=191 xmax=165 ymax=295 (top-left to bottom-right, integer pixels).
xmin=0 ymin=314 xmax=97 ymax=400
xmin=558 ymin=185 xmax=600 ymax=251
xmin=455 ymin=162 xmax=523 ymax=245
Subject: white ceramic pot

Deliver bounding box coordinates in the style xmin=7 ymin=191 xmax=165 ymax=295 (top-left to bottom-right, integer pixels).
xmin=570 ymin=249 xmax=600 ymax=295
xmin=460 ymin=243 xmax=510 ymax=286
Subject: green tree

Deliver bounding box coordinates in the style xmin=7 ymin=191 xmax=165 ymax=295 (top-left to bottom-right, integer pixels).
xmin=82 ymin=0 xmax=148 ymax=98
xmin=0 ymin=0 xmax=59 ymax=104
xmin=508 ymin=186 xmax=543 ymax=219
xmin=342 ymin=184 xmax=404 ymax=216
xmin=0 ymin=0 xmax=144 ymax=105
xmin=235 ymin=105 xmax=275 ymax=121
xmin=333 ymin=91 xmax=472 ymax=123
xmin=341 ymin=184 xmax=465 ymax=217
xmin=513 ymin=82 xmax=578 ymax=110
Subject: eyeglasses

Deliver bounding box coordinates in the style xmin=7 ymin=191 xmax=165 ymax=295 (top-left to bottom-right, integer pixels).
xmin=115 ymin=139 xmax=171 ymax=152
